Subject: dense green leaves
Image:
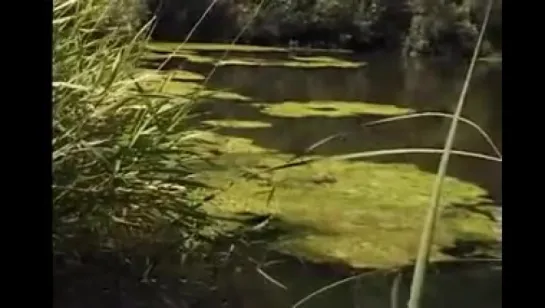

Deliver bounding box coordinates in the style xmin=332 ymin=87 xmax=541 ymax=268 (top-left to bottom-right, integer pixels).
xmin=148 ymin=0 xmax=501 ymax=56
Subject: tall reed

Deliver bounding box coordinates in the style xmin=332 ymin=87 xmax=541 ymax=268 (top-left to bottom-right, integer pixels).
xmin=53 ymin=0 xmax=214 ymax=266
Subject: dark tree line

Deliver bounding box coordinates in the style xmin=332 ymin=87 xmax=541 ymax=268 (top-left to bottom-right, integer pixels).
xmin=145 ymin=0 xmax=501 ymax=57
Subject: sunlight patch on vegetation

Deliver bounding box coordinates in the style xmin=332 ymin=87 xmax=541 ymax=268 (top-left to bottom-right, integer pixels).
xmin=196 ymin=132 xmax=499 ymax=267
xmin=255 ymin=101 xmax=414 ymax=117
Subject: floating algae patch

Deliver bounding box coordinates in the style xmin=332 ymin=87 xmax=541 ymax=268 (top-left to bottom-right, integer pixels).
xmin=288 ymin=55 xmax=366 ymax=68
xmin=143 ymin=52 xmax=365 ymax=68
xmin=148 ymin=42 xmax=286 ymax=53
xmin=140 ymin=52 xmax=213 ymax=64
xmin=204 ymin=90 xmax=252 ymax=101
xmin=203 ymin=120 xmax=272 ymax=128
xmin=139 ymin=79 xmax=251 ymax=101
xmin=197 ymin=132 xmax=499 ymax=267
xmin=214 ymin=56 xmax=365 ymax=68
xmin=290 ymin=55 xmax=344 ymax=62
xmin=256 ymin=101 xmax=414 ymax=117
xmin=148 ymin=42 xmax=353 ymax=54
xmin=192 ymin=131 xmax=277 ymax=156
xmin=134 ymin=67 xmax=205 ymax=81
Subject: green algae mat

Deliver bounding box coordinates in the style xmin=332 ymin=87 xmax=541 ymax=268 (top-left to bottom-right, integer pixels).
xmin=143 ymin=42 xmax=365 ymax=69
xmin=148 ymin=42 xmax=353 ymax=54
xmin=193 ymin=130 xmax=500 ymax=268
xmin=254 ymin=101 xmax=412 ymax=117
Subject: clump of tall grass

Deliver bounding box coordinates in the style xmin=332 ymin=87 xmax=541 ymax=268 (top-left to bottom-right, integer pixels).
xmin=53 ymin=0 xmax=214 ymax=267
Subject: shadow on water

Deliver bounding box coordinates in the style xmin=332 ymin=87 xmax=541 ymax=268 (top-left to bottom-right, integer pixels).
xmin=54 ymin=215 xmax=502 ymax=308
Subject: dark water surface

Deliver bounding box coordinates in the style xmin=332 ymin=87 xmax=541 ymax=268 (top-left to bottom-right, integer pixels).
xmin=190 ymin=52 xmax=502 ymax=204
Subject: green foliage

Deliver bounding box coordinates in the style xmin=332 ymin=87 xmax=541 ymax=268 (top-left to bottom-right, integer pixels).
xmin=147 ymin=0 xmax=500 ymax=57
xmin=53 ymin=0 xmax=214 ymax=261
xmin=404 ymin=0 xmax=495 ymax=57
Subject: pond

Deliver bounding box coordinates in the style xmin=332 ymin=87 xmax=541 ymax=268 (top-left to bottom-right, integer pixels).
xmin=138 ymin=43 xmax=502 ymax=307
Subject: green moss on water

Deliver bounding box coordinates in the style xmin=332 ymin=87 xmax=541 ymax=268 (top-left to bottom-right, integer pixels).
xmin=148 ymin=42 xmax=353 ymax=54
xmin=134 ymin=68 xmax=205 ymax=81
xmin=289 ymin=55 xmax=362 ymax=66
xmin=255 ymin=101 xmax=414 ymax=117
xmin=148 ymin=42 xmax=286 ymax=52
xmin=195 ymin=132 xmax=499 ymax=267
xmin=203 ymin=120 xmax=272 ymax=128
xmin=142 ymin=52 xmax=365 ymax=69
xmin=140 ymin=79 xmax=251 ymax=101
xmin=219 ymin=58 xmax=364 ymax=68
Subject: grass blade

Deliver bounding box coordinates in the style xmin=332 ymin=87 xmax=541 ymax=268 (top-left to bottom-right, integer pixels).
xmin=365 ymin=112 xmax=502 ymax=159
xmin=406 ymin=1 xmax=496 ymax=307
xmin=268 ymin=148 xmax=501 ymax=172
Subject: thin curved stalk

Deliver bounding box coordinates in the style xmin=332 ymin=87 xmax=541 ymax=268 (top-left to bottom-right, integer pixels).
xmin=406 ymin=1 xmax=496 ymax=307
xmin=166 ymin=0 xmax=270 ymax=132
xmin=292 ymin=270 xmax=390 ymax=308
xmin=390 ymin=271 xmax=402 ymax=308
xmin=365 ymin=112 xmax=502 ymax=159
xmin=156 ymin=0 xmax=222 ymax=71
xmin=286 ymin=112 xmax=501 ymax=165
xmin=291 ymin=258 xmax=500 ymax=308
xmin=268 ymin=147 xmax=501 ymax=172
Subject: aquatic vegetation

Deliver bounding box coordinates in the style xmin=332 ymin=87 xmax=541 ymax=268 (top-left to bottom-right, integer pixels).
xmin=217 ymin=58 xmax=365 ymax=68
xmin=289 ymin=55 xmax=357 ymax=64
xmin=255 ymin=101 xmax=414 ymax=117
xmin=134 ymin=41 xmax=499 ymax=269
xmin=148 ymin=42 xmax=286 ymax=53
xmin=139 ymin=79 xmax=251 ymax=101
xmin=195 ymin=131 xmax=499 ymax=267
xmin=134 ymin=67 xmax=205 ymax=81
xmin=203 ymin=120 xmax=272 ymax=128
xmin=142 ymin=52 xmax=365 ymax=69
xmin=142 ymin=44 xmax=365 ymax=69
xmin=148 ymin=42 xmax=353 ymax=55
